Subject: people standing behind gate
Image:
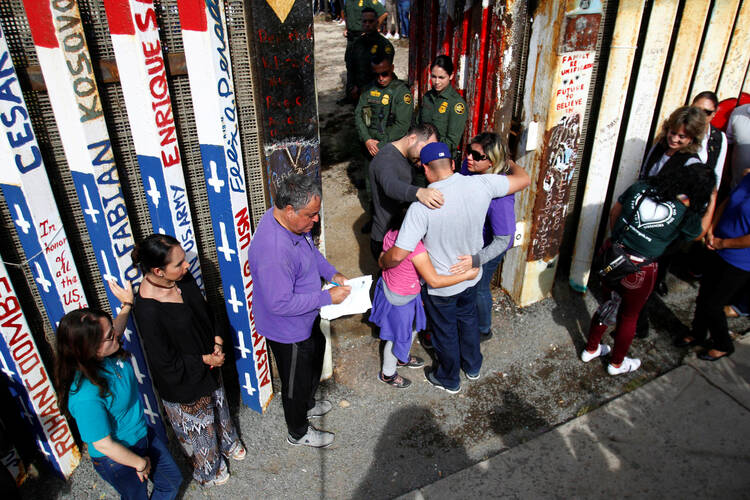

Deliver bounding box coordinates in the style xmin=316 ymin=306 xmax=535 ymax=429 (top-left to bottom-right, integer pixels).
xmin=416 ymin=56 xmax=468 ymax=158
xmin=676 ymin=171 xmax=750 ymax=361
xmin=396 ymin=0 xmax=410 ymax=38
xmin=369 ymin=123 xmax=442 ymax=260
xmin=451 ymin=132 xmax=517 ymax=343
xmin=342 ymin=3 xmax=388 ymax=103
xmin=355 ymin=52 xmax=412 ymax=158
xmin=248 ymin=175 xmax=351 ymax=448
xmin=582 ymin=164 xmax=715 ymax=375
xmin=726 ymin=102 xmax=750 ymax=190
xmin=347 ymin=8 xmax=395 ymax=105
xmin=55 ymin=298 xmax=182 ymax=499
xmin=370 ymin=206 xmax=479 ymax=388
xmin=638 ymin=106 xmax=710 ymax=297
xmin=380 ymin=142 xmax=530 ymax=394
xmin=132 ymin=235 xmax=245 ymax=487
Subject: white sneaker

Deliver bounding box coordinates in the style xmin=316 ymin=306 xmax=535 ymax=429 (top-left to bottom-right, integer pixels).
xmin=581 ymin=344 xmax=611 ymax=363
xmin=384 ymin=32 xmax=393 ymax=39
xmin=307 ymin=399 xmax=333 ymax=418
xmin=607 ymin=357 xmax=641 ymax=375
xmin=287 ymin=425 xmax=334 ymax=448
xmin=393 ymin=33 xmax=400 ymax=40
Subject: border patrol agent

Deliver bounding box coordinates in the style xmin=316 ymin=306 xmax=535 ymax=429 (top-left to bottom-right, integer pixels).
xmin=343 ymin=2 xmax=387 ymax=102
xmin=417 ymin=55 xmax=468 ymax=155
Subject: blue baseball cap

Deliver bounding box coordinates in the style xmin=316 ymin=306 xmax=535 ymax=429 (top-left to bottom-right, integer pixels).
xmin=420 ymin=142 xmax=451 ymax=165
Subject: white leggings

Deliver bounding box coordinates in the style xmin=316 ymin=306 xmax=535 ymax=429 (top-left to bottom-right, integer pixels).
xmin=382 ymin=330 xmax=417 ymax=376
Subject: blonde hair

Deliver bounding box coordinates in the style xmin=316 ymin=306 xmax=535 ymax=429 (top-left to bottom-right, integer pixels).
xmin=470 ymin=132 xmax=510 ymax=174
xmin=654 ymin=106 xmax=706 ymax=154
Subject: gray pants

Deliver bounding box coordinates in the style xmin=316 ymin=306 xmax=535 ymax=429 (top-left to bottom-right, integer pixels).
xmin=382 ymin=330 xmax=416 ymax=376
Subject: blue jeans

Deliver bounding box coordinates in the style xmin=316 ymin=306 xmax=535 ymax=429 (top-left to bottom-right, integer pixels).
xmin=422 ymin=283 xmax=482 ymax=388
xmin=397 ymin=0 xmax=410 ymax=37
xmin=91 ymin=428 xmax=182 ymax=500
xmin=476 ymin=252 xmax=506 ymax=334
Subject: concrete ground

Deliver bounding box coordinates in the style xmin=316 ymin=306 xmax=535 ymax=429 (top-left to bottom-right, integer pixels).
xmin=16 ymin=15 xmax=750 ymax=500
xmin=399 ymin=336 xmax=750 ymax=500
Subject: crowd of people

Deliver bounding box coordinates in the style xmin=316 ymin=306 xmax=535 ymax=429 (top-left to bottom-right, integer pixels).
xmin=315 ymin=0 xmax=410 ymax=40
xmin=49 ymin=6 xmax=750 ymax=496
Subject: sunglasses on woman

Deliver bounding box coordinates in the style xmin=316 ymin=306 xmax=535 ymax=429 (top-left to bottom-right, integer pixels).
xmin=466 ymin=149 xmax=488 ymax=161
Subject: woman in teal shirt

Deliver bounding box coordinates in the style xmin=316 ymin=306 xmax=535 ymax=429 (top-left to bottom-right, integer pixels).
xmin=55 ymin=281 xmax=181 ymax=499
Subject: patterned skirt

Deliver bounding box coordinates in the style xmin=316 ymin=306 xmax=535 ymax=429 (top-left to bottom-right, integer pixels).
xmin=162 ymin=382 xmax=241 ymax=485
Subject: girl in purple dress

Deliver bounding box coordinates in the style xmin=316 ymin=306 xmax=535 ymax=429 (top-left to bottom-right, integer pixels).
xmin=371 ymin=208 xmax=479 ymax=388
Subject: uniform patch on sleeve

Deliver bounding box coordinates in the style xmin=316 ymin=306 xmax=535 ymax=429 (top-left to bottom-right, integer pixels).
xmin=454 ymin=102 xmax=465 ymax=115
xmin=404 ymin=93 xmax=412 ymax=105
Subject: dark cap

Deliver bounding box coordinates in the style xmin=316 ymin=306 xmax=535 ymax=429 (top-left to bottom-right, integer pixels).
xmin=420 ymin=142 xmax=451 ymax=165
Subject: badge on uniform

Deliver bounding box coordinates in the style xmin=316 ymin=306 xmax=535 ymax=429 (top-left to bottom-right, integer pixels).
xmin=370 ymin=89 xmax=382 ymax=97
xmin=385 ymin=46 xmax=393 ymax=54
xmin=438 ymin=101 xmax=448 ymax=114
xmin=382 ymin=94 xmax=390 ymax=105
xmin=404 ymin=94 xmax=412 ymax=104
xmin=454 ymin=102 xmax=465 ymax=114
xmin=371 ymin=45 xmax=378 ymax=54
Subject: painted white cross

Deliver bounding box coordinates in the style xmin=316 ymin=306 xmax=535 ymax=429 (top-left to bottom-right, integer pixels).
xmin=217 ymin=222 xmax=235 ymax=262
xmin=13 ymin=204 xmax=30 ymax=234
xmin=142 ymin=394 xmax=158 ymax=424
xmin=208 ymin=160 xmax=225 ymax=193
xmin=0 ymin=352 xmax=14 ymax=378
xmin=100 ymin=250 xmax=116 ymax=282
xmin=235 ymin=330 xmax=250 ymax=358
xmin=243 ymin=372 xmax=256 ymax=396
xmin=18 ymin=398 xmax=35 ymax=426
xmin=82 ymin=185 xmax=100 ymax=224
xmin=33 ymin=262 xmax=51 ymax=293
xmin=147 ymin=176 xmax=161 ymax=208
xmin=130 ymin=356 xmax=145 ymax=385
xmin=122 ymin=326 xmax=132 ymax=343
xmin=227 ymin=285 xmax=242 ymax=314
xmin=37 ymin=439 xmax=51 ymax=458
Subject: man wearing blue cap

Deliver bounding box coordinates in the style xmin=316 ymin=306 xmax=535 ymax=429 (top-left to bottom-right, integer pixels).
xmin=379 ymin=141 xmax=530 ymax=393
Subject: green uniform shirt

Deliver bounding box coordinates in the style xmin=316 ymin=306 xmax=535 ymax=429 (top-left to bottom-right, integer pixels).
xmin=344 ymin=0 xmax=386 ymax=32
xmin=417 ymin=85 xmax=468 ymax=153
xmin=355 ymin=78 xmax=413 ymax=145
xmin=347 ymin=33 xmax=394 ymax=90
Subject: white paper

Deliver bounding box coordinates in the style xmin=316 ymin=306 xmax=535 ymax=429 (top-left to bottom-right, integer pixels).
xmin=320 ymin=275 xmax=373 ymax=320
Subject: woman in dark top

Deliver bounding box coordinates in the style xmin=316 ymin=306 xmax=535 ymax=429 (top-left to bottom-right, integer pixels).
xmin=581 ymin=164 xmax=715 ymax=375
xmin=133 ymin=234 xmax=244 ymax=487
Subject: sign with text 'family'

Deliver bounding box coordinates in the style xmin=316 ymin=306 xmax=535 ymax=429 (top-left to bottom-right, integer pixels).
xmin=0 ymin=25 xmax=88 ymax=325
xmin=23 ymin=0 xmax=166 ymax=440
xmin=0 ymin=261 xmax=80 ymax=478
xmin=102 ymin=0 xmax=203 ymax=290
xmin=177 ymin=0 xmax=272 ymax=412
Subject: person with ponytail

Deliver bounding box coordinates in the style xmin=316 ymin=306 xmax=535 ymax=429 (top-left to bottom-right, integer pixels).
xmin=56 ymin=289 xmax=181 ymax=499
xmin=131 ymin=234 xmax=244 ymax=487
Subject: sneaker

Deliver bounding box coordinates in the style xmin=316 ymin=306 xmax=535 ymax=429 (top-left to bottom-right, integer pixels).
xmin=397 ymin=355 xmax=425 ymax=369
xmin=287 ymin=425 xmax=334 ymax=448
xmin=385 ymin=32 xmax=393 ymax=39
xmin=465 ymin=371 xmax=480 ymax=380
xmin=607 ymin=357 xmax=641 ymax=375
xmin=393 ymin=33 xmax=400 ymax=40
xmin=206 ymin=464 xmax=230 ymax=486
xmin=580 ymin=344 xmax=611 ymax=363
xmin=307 ymin=400 xmax=333 ymax=418
xmin=379 ymin=371 xmax=411 ymax=388
xmin=229 ymin=443 xmax=246 ymax=461
xmin=479 ymin=330 xmax=493 ymax=342
xmin=425 ymin=369 xmax=460 ymax=394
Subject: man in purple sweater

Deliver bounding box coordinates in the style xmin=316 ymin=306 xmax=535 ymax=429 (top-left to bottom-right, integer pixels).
xmin=249 ymin=175 xmax=351 ymax=448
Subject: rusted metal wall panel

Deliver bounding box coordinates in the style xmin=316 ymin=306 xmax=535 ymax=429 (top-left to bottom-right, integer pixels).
xmin=656 ymin=0 xmax=710 ymax=127
xmin=689 ymin=0 xmax=741 ymax=99
xmin=716 ymin=0 xmax=750 ymax=100
xmin=610 ymin=0 xmax=679 ymax=220
xmin=569 ymin=0 xmax=645 ymax=292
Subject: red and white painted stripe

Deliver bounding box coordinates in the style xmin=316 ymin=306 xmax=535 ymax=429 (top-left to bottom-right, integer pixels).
xmin=102 ymin=0 xmax=204 ymax=290
xmin=178 ymin=0 xmax=272 ymax=412
xmin=22 ymin=0 xmax=167 ymax=440
xmin=0 ymin=261 xmax=80 ymax=478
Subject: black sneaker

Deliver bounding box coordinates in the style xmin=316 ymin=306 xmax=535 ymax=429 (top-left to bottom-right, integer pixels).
xmin=425 ymin=369 xmax=460 ymax=394
xmin=378 ymin=371 xmax=411 ymax=388
xmin=397 ymin=355 xmax=425 ymax=369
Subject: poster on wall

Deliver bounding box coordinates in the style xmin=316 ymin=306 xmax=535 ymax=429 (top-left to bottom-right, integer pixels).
xmin=23 ymin=0 xmax=167 ymax=440
xmin=178 ymin=0 xmax=273 ymax=413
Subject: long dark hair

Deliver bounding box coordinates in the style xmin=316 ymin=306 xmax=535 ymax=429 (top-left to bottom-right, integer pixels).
xmin=131 ymin=233 xmax=180 ymax=275
xmin=55 ymin=308 xmax=126 ymax=415
xmin=645 ymin=163 xmax=715 ymax=215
